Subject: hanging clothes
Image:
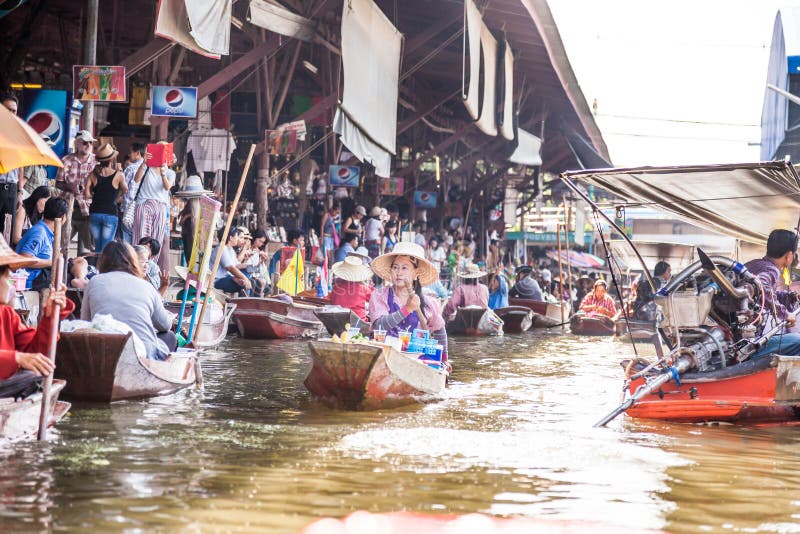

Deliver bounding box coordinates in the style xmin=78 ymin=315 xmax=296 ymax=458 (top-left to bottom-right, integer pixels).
xmin=186 ymin=129 xmax=237 ymax=173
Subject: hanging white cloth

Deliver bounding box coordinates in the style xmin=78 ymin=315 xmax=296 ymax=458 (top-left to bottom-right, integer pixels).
xmin=155 ymin=0 xmax=228 ymax=58
xmin=186 ymin=129 xmax=237 ymax=173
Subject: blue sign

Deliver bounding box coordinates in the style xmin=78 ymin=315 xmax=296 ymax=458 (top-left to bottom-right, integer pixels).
xmin=329 ymin=165 xmax=360 ymax=187
xmin=151 ymin=86 xmax=198 ymax=118
xmin=23 ymin=89 xmax=71 ymax=159
xmin=789 ymin=56 xmax=800 ymax=74
xmin=413 ymin=191 xmax=437 ymax=208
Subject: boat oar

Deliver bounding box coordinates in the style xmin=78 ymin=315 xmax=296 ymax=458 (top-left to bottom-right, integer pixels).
xmin=593 ymin=353 xmax=693 ymax=428
xmin=37 ymin=219 xmax=63 ymax=441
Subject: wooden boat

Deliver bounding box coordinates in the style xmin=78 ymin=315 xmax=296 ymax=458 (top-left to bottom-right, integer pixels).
xmin=55 ymin=330 xmax=197 ymax=402
xmin=445 ymin=306 xmax=501 ymax=336
xmin=509 ymin=297 xmax=570 ymax=328
xmin=493 ymin=306 xmax=533 ymax=333
xmin=0 ymin=380 xmax=70 ymax=441
xmin=305 ymin=340 xmax=448 ymax=410
xmin=622 ymin=355 xmax=800 ymax=423
xmin=164 ymin=301 xmax=236 ymax=348
xmin=231 ymin=297 xmax=323 ymax=339
xmin=314 ymin=308 xmax=371 ymax=336
xmin=570 ymin=314 xmax=615 ymax=336
xmin=614 ymin=317 xmax=657 ymax=341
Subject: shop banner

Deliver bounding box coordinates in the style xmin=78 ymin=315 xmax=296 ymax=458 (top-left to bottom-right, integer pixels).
xmin=328 ymin=165 xmax=360 ymax=187
xmin=23 ymin=89 xmax=71 ymax=159
xmin=413 ymin=191 xmax=437 ymax=208
xmin=189 ymin=195 xmax=222 ymax=282
xmin=379 ymin=177 xmax=404 ymax=196
xmin=151 ymin=86 xmax=198 ymax=118
xmin=73 ymin=65 xmax=127 ymax=101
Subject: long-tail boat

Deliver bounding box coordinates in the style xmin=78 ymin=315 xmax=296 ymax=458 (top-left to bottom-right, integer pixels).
xmin=0 ymin=380 xmax=69 ymax=441
xmin=570 ymin=313 xmax=615 ymax=336
xmin=564 ymin=161 xmax=800 ymax=424
xmin=231 ymin=297 xmax=323 ymax=339
xmin=305 ymin=340 xmax=448 ymax=410
xmin=493 ymin=306 xmax=533 ymax=333
xmin=445 ymin=306 xmax=501 ymax=336
xmin=55 ymin=330 xmax=197 ymax=402
xmin=164 ymin=300 xmax=236 ymax=348
xmin=508 ymin=297 xmax=570 ymax=328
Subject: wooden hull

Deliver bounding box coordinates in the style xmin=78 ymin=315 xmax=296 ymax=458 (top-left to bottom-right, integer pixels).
xmin=614 ymin=318 xmax=657 ymax=341
xmin=624 ymin=355 xmax=800 ymax=423
xmin=570 ymin=314 xmax=615 ymax=336
xmin=305 ymin=341 xmax=448 ymax=410
xmin=0 ymin=380 xmax=69 ymax=441
xmin=493 ymin=306 xmax=533 ymax=333
xmin=509 ymin=298 xmax=569 ymax=328
xmin=232 ymin=297 xmax=323 ymax=339
xmin=55 ymin=331 xmax=197 ymax=402
xmin=446 ymin=307 xmax=498 ymax=336
xmin=164 ymin=301 xmax=236 ymax=348
xmin=314 ymin=309 xmax=371 ymax=336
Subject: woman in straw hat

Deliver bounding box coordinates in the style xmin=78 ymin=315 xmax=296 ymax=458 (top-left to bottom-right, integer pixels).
xmin=86 ymin=143 xmax=127 ymax=253
xmin=443 ymin=263 xmax=489 ymax=320
xmin=0 ymin=234 xmax=72 ymax=398
xmin=330 ymin=255 xmax=374 ymax=321
xmin=368 ymin=242 xmax=449 ymax=360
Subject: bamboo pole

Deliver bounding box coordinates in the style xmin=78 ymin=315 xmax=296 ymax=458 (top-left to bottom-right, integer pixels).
xmin=563 ymin=197 xmax=574 ymax=313
xmin=38 ymin=219 xmax=63 ymax=441
xmin=556 ymin=223 xmax=566 ymax=332
xmin=192 ymin=144 xmax=256 ymax=344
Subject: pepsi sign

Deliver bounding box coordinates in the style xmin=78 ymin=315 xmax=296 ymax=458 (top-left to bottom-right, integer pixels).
xmin=151 ymin=86 xmax=198 ymax=118
xmin=23 ymin=89 xmax=71 ymax=159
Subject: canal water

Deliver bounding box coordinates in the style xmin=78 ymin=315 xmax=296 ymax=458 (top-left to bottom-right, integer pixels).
xmin=3 ymin=332 xmax=800 ymax=533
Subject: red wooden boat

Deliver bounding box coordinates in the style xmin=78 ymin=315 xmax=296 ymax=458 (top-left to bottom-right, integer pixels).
xmin=164 ymin=301 xmax=236 ymax=348
xmin=508 ymin=297 xmax=570 ymax=328
xmin=570 ymin=313 xmax=615 ymax=336
xmin=622 ymin=355 xmax=800 ymax=423
xmin=305 ymin=341 xmax=448 ymax=410
xmin=55 ymin=331 xmax=197 ymax=402
xmin=493 ymin=306 xmax=533 ymax=333
xmin=0 ymin=380 xmax=70 ymax=441
xmin=231 ymin=297 xmax=323 ymax=339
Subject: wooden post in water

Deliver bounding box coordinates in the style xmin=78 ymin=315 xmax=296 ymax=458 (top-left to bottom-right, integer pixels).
xmin=556 ymin=222 xmax=566 ymax=332
xmin=37 ymin=219 xmax=63 ymax=441
xmin=192 ymin=144 xmax=257 ymax=344
xmin=563 ymin=198 xmax=574 ymax=312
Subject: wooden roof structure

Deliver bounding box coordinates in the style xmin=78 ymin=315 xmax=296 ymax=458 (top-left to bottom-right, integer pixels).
xmin=0 ymin=0 xmax=610 ymax=201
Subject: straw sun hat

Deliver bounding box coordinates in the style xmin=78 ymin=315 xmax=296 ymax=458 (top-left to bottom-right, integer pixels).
xmin=0 ymin=234 xmax=36 ymax=270
xmin=371 ymin=242 xmax=438 ymax=286
xmin=458 ymin=263 xmax=487 ymax=279
xmin=174 ymin=175 xmax=213 ymax=198
xmin=332 ymin=255 xmax=374 ymax=282
xmin=95 ymin=143 xmax=118 ymax=162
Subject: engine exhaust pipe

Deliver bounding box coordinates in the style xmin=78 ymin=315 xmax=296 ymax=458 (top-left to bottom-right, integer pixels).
xmin=697 ymin=248 xmax=750 ymax=299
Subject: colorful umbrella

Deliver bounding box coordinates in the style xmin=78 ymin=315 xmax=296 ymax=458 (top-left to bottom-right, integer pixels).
xmin=546 ymin=249 xmax=606 ymax=269
xmin=0 ymin=105 xmax=63 ymax=173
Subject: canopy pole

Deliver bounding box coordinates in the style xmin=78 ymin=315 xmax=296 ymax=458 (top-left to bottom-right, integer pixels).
xmin=556 ymin=223 xmax=566 ymax=332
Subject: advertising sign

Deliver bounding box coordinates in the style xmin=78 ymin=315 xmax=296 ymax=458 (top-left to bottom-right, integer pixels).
xmin=22 ymin=89 xmax=71 ymax=159
xmin=413 ymin=191 xmax=437 ymax=208
xmin=379 ymin=177 xmax=404 ymax=196
xmin=328 ymin=165 xmax=360 ymax=187
xmin=73 ymin=65 xmax=127 ymax=101
xmin=151 ymin=85 xmax=198 ymax=118
xmin=188 ymin=195 xmax=222 ymax=284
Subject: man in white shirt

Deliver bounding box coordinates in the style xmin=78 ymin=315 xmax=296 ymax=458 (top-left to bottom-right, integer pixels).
xmin=211 ymin=227 xmax=252 ymax=296
xmin=120 ymin=142 xmax=146 ymax=243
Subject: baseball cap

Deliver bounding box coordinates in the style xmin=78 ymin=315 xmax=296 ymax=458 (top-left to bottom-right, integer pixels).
xmin=355 ymin=205 xmax=366 ymax=216
xmin=75 ymin=130 xmax=95 ymax=143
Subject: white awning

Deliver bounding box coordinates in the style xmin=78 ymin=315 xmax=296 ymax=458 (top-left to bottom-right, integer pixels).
xmin=155 ymin=0 xmax=227 ymax=58
xmin=499 ymin=40 xmax=515 ymax=141
xmin=509 ymin=129 xmax=542 ymax=166
xmin=565 ymin=161 xmax=800 ymax=245
xmin=247 ymin=0 xmax=315 ymax=42
xmin=333 ymin=0 xmax=402 ymax=177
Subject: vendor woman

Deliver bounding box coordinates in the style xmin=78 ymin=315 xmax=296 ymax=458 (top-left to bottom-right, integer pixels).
xmin=369 ymin=242 xmax=449 ymax=360
xmin=0 ymin=234 xmax=72 ymax=398
xmin=579 ymin=279 xmax=617 ymax=318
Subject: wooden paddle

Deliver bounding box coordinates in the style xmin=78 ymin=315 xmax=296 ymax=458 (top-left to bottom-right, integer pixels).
xmin=37 ymin=218 xmax=63 ymax=441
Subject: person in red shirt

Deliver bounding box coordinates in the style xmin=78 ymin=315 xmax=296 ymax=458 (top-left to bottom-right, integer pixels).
xmin=329 ymin=255 xmax=374 ymax=321
xmin=0 ymin=234 xmax=72 ymax=398
xmin=579 ymin=279 xmax=617 ymax=318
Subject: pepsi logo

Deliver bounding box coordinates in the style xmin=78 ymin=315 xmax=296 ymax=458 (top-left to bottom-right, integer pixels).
xmin=337 ymin=167 xmax=350 ymax=179
xmin=27 ymin=111 xmax=62 ymax=144
xmin=165 ymin=89 xmax=184 ymax=108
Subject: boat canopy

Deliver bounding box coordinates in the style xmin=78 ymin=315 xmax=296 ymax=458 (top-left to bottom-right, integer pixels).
xmin=564 ymin=161 xmax=800 ymax=246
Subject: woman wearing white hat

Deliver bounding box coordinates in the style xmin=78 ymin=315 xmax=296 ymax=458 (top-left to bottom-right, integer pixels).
xmin=368 ymin=242 xmax=449 ymax=360
xmin=443 ymin=263 xmax=489 ymax=320
xmin=329 ymin=255 xmax=374 ymax=321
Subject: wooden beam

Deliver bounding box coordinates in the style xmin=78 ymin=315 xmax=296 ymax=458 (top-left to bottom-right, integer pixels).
xmin=397 ymin=89 xmax=459 ymax=135
xmin=121 ymin=38 xmax=176 ymax=79
xmin=396 ymin=130 xmax=468 ymax=178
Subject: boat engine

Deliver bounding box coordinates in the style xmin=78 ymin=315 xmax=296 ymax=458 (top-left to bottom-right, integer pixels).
xmin=653 ymin=251 xmax=768 ymax=372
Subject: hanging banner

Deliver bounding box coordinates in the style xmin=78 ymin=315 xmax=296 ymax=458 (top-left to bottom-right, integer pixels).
xmin=379 ymin=177 xmax=404 ymax=196
xmin=188 ymin=195 xmax=222 ymax=282
xmin=151 ymin=86 xmax=198 ymax=118
xmin=414 ymin=191 xmax=438 ymax=208
xmin=328 ymin=165 xmax=360 ymax=187
xmin=72 ymin=65 xmax=127 ymax=101
xmin=266 ymin=129 xmax=298 ymax=155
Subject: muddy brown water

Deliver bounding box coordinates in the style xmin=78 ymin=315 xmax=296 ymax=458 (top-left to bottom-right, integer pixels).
xmin=2 ymin=333 xmax=800 ymax=533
